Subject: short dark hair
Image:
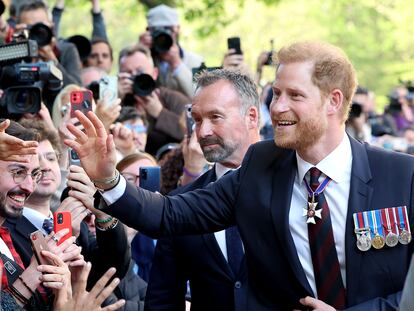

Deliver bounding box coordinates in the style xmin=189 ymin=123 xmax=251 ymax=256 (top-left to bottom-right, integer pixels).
xmin=17 ymin=0 xmax=48 ymax=21
xmin=91 ymin=37 xmax=114 ymax=61
xmin=19 ymin=119 xmax=61 ymax=153
xmin=118 ymin=44 xmax=153 ymax=67
xmin=0 ymin=118 xmax=40 ymax=141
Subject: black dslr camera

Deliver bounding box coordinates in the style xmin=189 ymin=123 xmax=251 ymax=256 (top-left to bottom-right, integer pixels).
xmin=150 ymin=27 xmax=173 ymax=54
xmin=13 ymin=23 xmax=53 ymax=47
xmin=0 ymin=39 xmax=63 ymax=118
xmin=131 ymin=73 xmax=156 ymax=97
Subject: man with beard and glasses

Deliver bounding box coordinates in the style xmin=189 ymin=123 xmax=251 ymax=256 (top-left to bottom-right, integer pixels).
xmin=67 ymin=41 xmax=414 ymax=311
xmin=145 ymin=69 xmax=260 ymax=311
xmin=5 ymin=120 xmax=130 ymax=292
xmin=0 ymin=119 xmax=83 ymax=310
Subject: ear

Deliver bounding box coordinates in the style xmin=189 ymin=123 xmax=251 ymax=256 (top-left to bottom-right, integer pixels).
xmin=327 ymin=89 xmax=344 ymax=117
xmin=245 ymin=106 xmax=259 ymax=129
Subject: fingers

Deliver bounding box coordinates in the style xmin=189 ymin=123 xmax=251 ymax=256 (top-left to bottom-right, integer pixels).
xmin=96 ymin=278 xmax=122 ymax=307
xmin=85 ymin=111 xmax=106 ymax=139
xmin=102 ymin=299 xmax=126 ymax=311
xmin=39 ymin=250 xmax=65 ymax=267
xmin=72 ymin=261 xmax=91 ymax=295
xmin=89 ymin=267 xmax=116 ymax=299
xmin=0 ymin=119 xmax=10 ymax=132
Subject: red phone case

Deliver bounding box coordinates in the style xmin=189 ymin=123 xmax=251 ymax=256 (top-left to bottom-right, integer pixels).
xmin=70 ymin=90 xmax=93 ymax=117
xmin=53 ymin=212 xmax=72 ymax=246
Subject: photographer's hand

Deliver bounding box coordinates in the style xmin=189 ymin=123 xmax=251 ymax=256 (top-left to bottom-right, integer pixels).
xmin=138 ymin=31 xmax=152 ymax=49
xmin=95 ymin=98 xmax=121 ymax=132
xmin=223 ymin=49 xmax=251 ymax=75
xmin=109 ymin=122 xmax=136 ymax=156
xmin=159 ymin=43 xmax=182 ymax=70
xmin=117 ymin=72 xmax=133 ymax=100
xmin=135 ymin=89 xmax=163 ymax=118
xmin=38 ymin=39 xmax=59 ymax=64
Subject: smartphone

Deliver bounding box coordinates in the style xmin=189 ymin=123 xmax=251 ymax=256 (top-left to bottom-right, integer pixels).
xmin=185 ymin=104 xmax=194 ymax=138
xmin=53 ymin=211 xmax=72 ymax=246
xmin=99 ymin=76 xmax=118 ymax=105
xmin=70 ymin=90 xmax=93 ymax=117
xmin=68 ymin=148 xmax=81 ymax=167
xmin=30 ymin=230 xmax=51 ymax=265
xmin=227 ymin=37 xmax=242 ymax=55
xmin=139 ymin=166 xmax=161 ymax=192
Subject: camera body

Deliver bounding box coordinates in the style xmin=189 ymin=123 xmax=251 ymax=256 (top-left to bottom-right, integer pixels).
xmin=150 ymin=27 xmax=174 ymax=54
xmin=0 ymin=59 xmax=63 ymax=117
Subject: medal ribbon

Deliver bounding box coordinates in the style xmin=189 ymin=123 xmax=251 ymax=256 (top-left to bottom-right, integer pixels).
xmin=397 ymin=206 xmax=407 ymax=231
xmin=367 ymin=211 xmax=378 ymax=237
xmin=392 ymin=208 xmax=400 ymax=235
xmin=354 ymin=212 xmax=368 ymax=232
xmin=363 ymin=211 xmax=372 ymax=238
xmin=401 ymin=206 xmax=411 ymax=233
xmin=374 ymin=210 xmax=384 ymax=237
xmin=304 ymin=175 xmax=331 ymax=200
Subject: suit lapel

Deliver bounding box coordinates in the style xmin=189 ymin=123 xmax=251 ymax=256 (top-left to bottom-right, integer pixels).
xmin=345 ymin=137 xmax=373 ymax=302
xmin=270 ymin=150 xmax=314 ymax=295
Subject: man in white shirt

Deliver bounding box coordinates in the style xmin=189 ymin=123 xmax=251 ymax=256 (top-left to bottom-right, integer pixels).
xmin=67 ymin=41 xmax=414 ymax=311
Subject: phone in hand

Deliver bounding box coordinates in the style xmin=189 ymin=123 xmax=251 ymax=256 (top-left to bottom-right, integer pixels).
xmin=53 ymin=211 xmax=72 ymax=246
xmin=99 ymin=76 xmax=118 ymax=105
xmin=185 ymin=104 xmax=194 ymax=138
xmin=227 ymin=37 xmax=242 ymax=55
xmin=68 ymin=148 xmax=81 ymax=167
xmin=139 ymin=166 xmax=161 ymax=192
xmin=30 ymin=230 xmax=51 ymax=265
xmin=70 ymin=90 xmax=93 ymax=117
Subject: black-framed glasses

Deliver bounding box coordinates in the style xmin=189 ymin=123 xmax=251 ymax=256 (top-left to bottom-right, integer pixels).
xmin=121 ymin=172 xmax=139 ymax=185
xmin=9 ymin=169 xmax=44 ymax=184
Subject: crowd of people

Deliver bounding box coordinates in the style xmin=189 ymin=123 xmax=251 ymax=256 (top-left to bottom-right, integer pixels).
xmin=0 ymin=0 xmax=413 ymax=310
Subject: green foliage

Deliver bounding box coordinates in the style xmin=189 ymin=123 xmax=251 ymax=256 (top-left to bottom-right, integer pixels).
xmin=44 ymin=0 xmax=413 ymax=107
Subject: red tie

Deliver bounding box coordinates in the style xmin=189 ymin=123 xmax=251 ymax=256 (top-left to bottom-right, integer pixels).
xmin=307 ymin=167 xmax=346 ymax=309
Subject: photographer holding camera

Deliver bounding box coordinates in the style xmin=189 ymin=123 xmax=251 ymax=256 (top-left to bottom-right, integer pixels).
xmin=16 ymin=1 xmax=82 ymax=87
xmin=139 ymin=4 xmax=203 ymax=98
xmin=118 ymin=44 xmax=189 ymax=156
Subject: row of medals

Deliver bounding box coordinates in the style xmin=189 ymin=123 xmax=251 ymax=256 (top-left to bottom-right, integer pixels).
xmin=355 ymin=227 xmax=412 ymax=251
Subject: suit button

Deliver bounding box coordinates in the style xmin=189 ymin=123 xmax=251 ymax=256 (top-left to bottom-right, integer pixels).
xmin=234 ymin=281 xmax=242 ymax=289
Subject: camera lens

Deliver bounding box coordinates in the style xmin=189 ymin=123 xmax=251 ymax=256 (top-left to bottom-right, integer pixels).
xmin=58 ymin=213 xmax=63 ymax=224
xmin=151 ymin=29 xmax=173 ymax=53
xmin=29 ymin=23 xmax=53 ymax=47
xmin=13 ymin=89 xmax=38 ymax=113
xmin=132 ymin=73 xmax=156 ymax=97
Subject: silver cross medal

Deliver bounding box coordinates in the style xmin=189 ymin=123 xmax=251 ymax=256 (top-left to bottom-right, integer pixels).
xmin=303 ymin=194 xmax=322 ymax=224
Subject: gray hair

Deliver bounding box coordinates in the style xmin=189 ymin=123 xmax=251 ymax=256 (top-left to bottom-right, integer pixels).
xmin=194 ymin=69 xmax=260 ymax=119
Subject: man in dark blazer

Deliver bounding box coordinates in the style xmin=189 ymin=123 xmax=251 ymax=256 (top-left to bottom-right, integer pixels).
xmin=145 ymin=70 xmax=261 ymax=310
xmin=67 ymin=42 xmax=414 ymax=310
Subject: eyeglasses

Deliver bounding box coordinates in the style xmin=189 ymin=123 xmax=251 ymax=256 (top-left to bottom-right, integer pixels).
xmin=124 ymin=124 xmax=147 ymax=134
xmin=121 ymin=172 xmax=139 ymax=185
xmin=9 ymin=169 xmax=44 ymax=184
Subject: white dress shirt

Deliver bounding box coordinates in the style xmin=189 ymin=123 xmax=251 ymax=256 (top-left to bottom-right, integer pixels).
xmin=23 ymin=207 xmax=53 ymax=235
xmin=289 ymin=134 xmax=352 ymax=297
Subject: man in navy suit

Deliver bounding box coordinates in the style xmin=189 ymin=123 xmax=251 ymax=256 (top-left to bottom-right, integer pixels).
xmin=67 ymin=41 xmax=414 ymax=310
xmin=145 ymin=70 xmax=261 ymax=310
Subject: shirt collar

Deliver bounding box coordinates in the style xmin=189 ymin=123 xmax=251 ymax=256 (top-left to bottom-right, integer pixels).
xmin=215 ymin=163 xmax=239 ymax=180
xmin=23 ymin=207 xmax=53 ymax=231
xmin=296 ymin=134 xmax=353 ymax=184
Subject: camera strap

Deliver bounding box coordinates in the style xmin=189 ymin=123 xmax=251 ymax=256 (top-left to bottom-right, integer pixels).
xmin=0 ymin=251 xmax=24 ymax=285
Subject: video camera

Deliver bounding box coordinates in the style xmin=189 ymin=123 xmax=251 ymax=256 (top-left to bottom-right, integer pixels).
xmin=150 ymin=27 xmax=173 ymax=54
xmin=0 ymin=39 xmax=63 ymax=118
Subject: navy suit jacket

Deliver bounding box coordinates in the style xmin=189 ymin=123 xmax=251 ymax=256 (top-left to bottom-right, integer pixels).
xmin=102 ymin=137 xmax=414 ymax=310
xmin=145 ymin=167 xmax=248 ymax=311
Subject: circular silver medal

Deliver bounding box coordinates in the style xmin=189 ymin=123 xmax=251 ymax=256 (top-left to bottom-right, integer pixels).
xmin=356 ymin=234 xmax=371 ymax=251
xmin=399 ymin=229 xmax=412 ymax=245
xmin=385 ymin=232 xmax=398 ymax=247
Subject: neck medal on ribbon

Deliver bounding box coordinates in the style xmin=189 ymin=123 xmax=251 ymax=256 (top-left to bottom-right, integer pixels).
xmin=303 ymin=175 xmax=331 ymax=224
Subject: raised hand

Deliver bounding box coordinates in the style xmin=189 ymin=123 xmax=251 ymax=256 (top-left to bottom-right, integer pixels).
xmin=64 ymin=111 xmax=117 ymax=182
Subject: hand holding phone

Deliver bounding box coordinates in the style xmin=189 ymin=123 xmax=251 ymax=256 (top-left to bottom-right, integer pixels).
xmin=70 ymin=90 xmax=93 ymax=117
xmin=53 ymin=212 xmax=72 ymax=246
xmin=185 ymin=104 xmax=194 ymax=138
xmin=30 ymin=230 xmax=51 ymax=265
xmin=227 ymin=37 xmax=243 ymax=55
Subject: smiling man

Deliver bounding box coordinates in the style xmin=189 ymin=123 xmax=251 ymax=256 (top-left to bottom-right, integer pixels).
xmin=68 ymin=41 xmax=414 ymax=311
